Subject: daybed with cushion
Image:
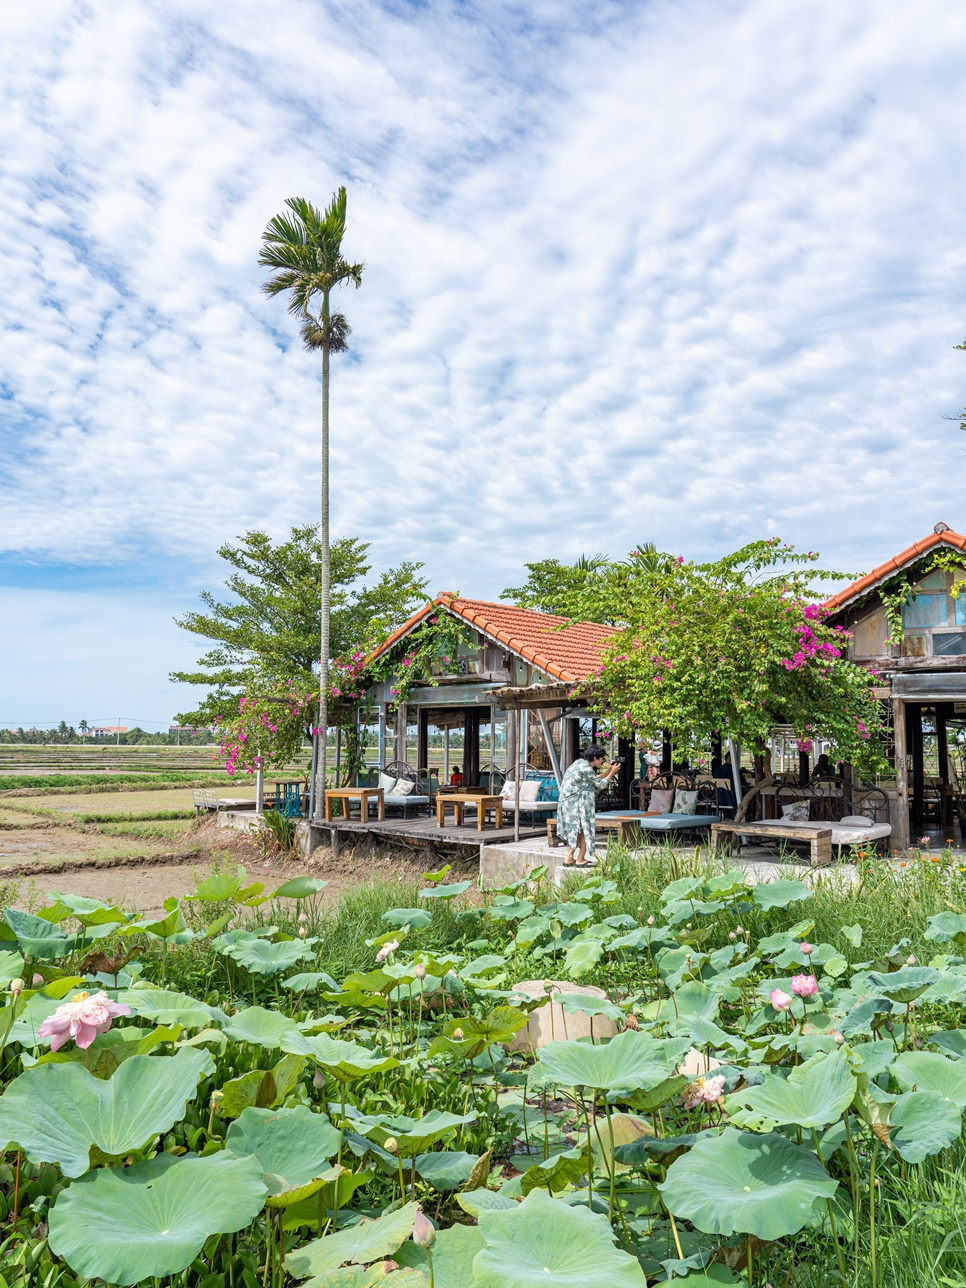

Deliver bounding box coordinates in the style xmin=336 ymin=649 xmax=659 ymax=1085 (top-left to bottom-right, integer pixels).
xmin=741 ymin=776 xmax=892 ymax=853
xmin=372 ymin=764 xmax=430 ymax=819
xmin=496 ymin=770 xmax=559 ymax=822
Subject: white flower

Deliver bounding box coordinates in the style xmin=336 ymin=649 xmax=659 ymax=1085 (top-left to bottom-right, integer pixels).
xmin=375 ymin=940 xmax=399 ymax=963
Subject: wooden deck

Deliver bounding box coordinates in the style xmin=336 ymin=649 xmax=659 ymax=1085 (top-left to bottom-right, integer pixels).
xmin=308 ymin=814 xmax=546 ymax=857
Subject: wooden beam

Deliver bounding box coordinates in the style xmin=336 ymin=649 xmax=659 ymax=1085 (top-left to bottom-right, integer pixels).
xmin=538 ymin=709 xmax=563 ymax=786
xmin=892 ymin=697 xmax=910 ymax=851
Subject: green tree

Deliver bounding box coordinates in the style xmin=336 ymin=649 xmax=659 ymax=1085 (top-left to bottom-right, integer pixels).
xmin=512 ymin=538 xmax=887 ymax=775
xmin=171 ymin=526 xmax=426 ymax=729
xmin=259 ymin=188 xmax=364 ymax=814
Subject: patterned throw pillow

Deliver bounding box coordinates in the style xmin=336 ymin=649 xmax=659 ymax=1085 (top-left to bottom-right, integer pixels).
xmin=781 ymin=801 xmax=809 ymax=822
xmin=673 ymin=789 xmax=698 ymax=815
xmin=646 ymin=788 xmax=674 ymax=815
xmin=518 ymin=781 xmax=540 ymax=802
xmin=392 ymin=778 xmax=415 ymax=797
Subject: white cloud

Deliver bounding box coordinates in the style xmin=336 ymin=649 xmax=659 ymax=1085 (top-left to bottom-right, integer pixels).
xmin=2 ymin=0 xmax=966 ymax=717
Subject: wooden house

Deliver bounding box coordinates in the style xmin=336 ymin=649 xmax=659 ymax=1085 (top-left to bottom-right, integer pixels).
xmin=365 ymin=592 xmax=633 ymax=796
xmin=824 ymin=523 xmax=966 ymax=849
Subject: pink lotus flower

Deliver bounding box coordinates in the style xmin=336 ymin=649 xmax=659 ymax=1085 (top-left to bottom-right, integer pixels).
xmin=37 ymin=990 xmax=131 ymax=1051
xmin=375 ymin=940 xmax=399 ymax=964
xmin=770 ymin=988 xmax=793 ymax=1011
xmin=791 ymin=974 xmax=818 ymax=997
xmin=800 ymin=941 xmax=814 ymax=956
xmin=682 ymin=1073 xmax=726 ymax=1110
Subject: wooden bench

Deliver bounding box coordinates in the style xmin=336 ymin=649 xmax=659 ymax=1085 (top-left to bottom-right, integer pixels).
xmin=710 ymin=821 xmax=833 ymax=868
xmin=547 ymin=815 xmax=641 ymax=848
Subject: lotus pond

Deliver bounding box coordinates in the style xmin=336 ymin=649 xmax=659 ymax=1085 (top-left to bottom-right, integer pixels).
xmin=2 ymin=847 xmax=966 ymax=1287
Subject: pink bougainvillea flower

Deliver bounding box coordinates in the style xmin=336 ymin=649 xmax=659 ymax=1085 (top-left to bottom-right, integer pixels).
xmin=770 ymin=988 xmax=793 ymax=1011
xmin=791 ymin=975 xmax=818 ymax=997
xmin=37 ymin=990 xmax=132 ymax=1051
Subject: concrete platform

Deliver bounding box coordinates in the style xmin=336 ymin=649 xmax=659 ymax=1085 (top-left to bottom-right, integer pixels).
xmin=298 ymin=816 xmax=546 ymax=861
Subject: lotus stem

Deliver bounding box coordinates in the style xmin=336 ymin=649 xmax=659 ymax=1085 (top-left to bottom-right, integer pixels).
xmin=746 ymin=1232 xmax=754 ymax=1288
xmin=668 ymin=1210 xmax=684 ymax=1262
xmin=869 ymin=1140 xmax=879 ymax=1287
xmin=811 ymin=1129 xmax=846 ymax=1283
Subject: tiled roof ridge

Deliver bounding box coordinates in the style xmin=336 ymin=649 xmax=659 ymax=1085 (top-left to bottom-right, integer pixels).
xmin=824 ymin=526 xmax=966 ymax=613
xmin=369 ymin=593 xmax=612 ymax=682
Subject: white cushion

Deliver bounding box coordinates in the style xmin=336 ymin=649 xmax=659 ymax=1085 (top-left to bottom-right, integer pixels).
xmin=673 ymin=789 xmax=698 ymax=815
xmin=392 ymin=777 xmax=415 ymax=797
xmin=840 ymin=814 xmax=873 ymax=826
xmin=518 ymin=781 xmax=540 ymax=802
xmin=378 ymin=772 xmax=397 ymax=794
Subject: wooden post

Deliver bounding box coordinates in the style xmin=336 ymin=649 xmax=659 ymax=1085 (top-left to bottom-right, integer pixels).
xmin=661 ymin=731 xmax=672 ymax=772
xmin=893 ymin=696 xmax=910 ymax=852
xmin=911 ymin=704 xmax=924 ymax=836
xmin=514 ymin=707 xmax=522 ymax=842
xmin=798 ymin=751 xmax=810 ymax=787
xmin=377 ymin=706 xmax=386 ymax=770
xmin=538 ymin=709 xmax=563 ymax=786
xmin=490 ymin=702 xmax=498 ymax=785
xmin=417 ymin=708 xmax=429 ymax=775
xmin=444 ymin=725 xmax=450 ymax=782
xmin=396 ymin=702 xmax=407 ymax=766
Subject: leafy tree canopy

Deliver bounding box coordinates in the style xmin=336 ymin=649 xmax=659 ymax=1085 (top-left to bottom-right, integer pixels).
xmin=512 ymin=538 xmax=886 ymax=773
xmin=172 ymin=526 xmax=426 ymax=728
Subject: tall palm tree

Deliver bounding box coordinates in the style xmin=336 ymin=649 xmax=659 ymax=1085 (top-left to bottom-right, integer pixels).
xmin=259 ymin=190 xmax=364 ymax=816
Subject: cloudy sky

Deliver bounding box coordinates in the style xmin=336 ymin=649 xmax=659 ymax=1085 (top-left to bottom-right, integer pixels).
xmin=2 ymin=0 xmax=965 ymax=727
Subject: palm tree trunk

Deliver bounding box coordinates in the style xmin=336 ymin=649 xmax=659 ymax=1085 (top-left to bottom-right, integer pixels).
xmin=315 ymin=310 xmax=331 ymax=821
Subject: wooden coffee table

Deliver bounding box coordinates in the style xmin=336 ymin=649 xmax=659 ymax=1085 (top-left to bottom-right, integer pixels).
xmin=547 ymin=815 xmax=640 ymax=847
xmin=324 ymin=787 xmax=384 ymax=823
xmin=436 ymin=792 xmax=503 ymax=831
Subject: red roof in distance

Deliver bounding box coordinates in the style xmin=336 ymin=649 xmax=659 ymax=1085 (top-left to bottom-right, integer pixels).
xmin=824 ymin=524 xmax=966 ymax=614
xmin=368 ymin=594 xmax=613 ymax=683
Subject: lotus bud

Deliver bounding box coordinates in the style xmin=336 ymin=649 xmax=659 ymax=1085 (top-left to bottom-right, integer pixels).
xmin=298 ymin=926 xmax=307 ymax=938
xmin=800 ymin=941 xmax=814 ymax=955
xmin=637 ymin=906 xmax=643 ymax=914
xmin=728 ymin=931 xmax=737 ymax=941
xmin=452 ymin=1027 xmax=464 ymax=1040
xmin=413 ymin=1210 xmax=436 ymax=1248
xmin=313 ymin=1069 xmax=326 ymax=1088
xmin=907 ymin=954 xmax=916 ymax=966
xmin=623 ymin=1013 xmax=640 ymax=1031
xmin=298 ymin=911 xmax=309 ymax=923
xmin=770 ymin=988 xmax=793 ymax=1011
xmin=9 ymin=978 xmax=24 ymax=995
xmin=647 ymin=915 xmax=655 ymax=926
xmin=415 ymin=964 xmax=427 ymax=979
xmin=834 ymin=1031 xmax=845 ymax=1045
xmin=384 ymin=1136 xmax=399 ymax=1154
xmin=210 ymin=1090 xmax=224 ymax=1108
xmin=31 ymin=973 xmax=44 ymax=987
xmin=735 ymin=926 xmax=744 ymax=935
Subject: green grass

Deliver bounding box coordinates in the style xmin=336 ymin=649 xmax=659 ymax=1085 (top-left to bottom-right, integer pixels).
xmin=0 ymin=772 xmax=247 ymax=791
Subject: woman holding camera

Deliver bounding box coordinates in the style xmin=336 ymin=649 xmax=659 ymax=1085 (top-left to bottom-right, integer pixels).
xmin=557 ymin=744 xmax=621 ymax=868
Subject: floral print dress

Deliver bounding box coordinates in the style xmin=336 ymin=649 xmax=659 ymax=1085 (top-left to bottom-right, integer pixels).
xmin=556 ymin=759 xmax=610 ymax=854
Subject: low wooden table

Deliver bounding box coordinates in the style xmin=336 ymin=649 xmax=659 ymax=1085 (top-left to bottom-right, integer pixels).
xmin=436 ymin=792 xmax=503 ymax=831
xmin=547 ymin=815 xmax=641 ymax=847
xmin=324 ymin=787 xmax=384 ymax=823
xmin=710 ymin=821 xmax=832 ymax=868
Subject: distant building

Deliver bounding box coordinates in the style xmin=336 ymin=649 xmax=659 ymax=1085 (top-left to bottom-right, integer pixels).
xmin=90 ymin=726 xmax=129 ymax=735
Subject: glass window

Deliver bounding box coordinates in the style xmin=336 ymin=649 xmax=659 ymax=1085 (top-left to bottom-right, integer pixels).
xmin=955 ymin=595 xmax=966 ymax=627
xmin=902 ymin=633 xmax=927 ymax=657
xmin=903 ymin=594 xmax=947 ymax=628
xmin=933 ymin=632 xmax=966 ymax=656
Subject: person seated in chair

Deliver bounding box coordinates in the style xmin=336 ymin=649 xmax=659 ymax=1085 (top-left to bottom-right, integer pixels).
xmin=811 ymin=753 xmax=834 ymax=780
xmin=449 ymin=765 xmax=464 ymax=787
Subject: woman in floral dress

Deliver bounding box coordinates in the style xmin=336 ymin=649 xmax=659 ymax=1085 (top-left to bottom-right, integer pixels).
xmin=557 ymin=744 xmax=621 ymax=867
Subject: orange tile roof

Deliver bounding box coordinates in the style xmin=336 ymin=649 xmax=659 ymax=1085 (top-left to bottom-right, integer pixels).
xmin=824 ymin=525 xmax=966 ymax=614
xmin=368 ymin=594 xmax=613 ymax=683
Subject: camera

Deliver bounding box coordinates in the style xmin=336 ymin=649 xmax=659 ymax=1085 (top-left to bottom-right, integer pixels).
xmin=613 ymin=756 xmax=626 ymax=764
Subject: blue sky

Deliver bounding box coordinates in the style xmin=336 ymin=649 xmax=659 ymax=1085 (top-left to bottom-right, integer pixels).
xmin=2 ymin=0 xmax=966 ymax=727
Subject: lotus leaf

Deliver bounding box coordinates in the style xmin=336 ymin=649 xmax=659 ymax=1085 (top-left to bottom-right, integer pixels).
xmin=925 ymin=911 xmax=966 ymax=943
xmin=660 ymin=1128 xmax=837 ymax=1239
xmin=414 ymin=1149 xmax=480 ymax=1190
xmin=382 ymin=908 xmax=432 ymax=929
xmin=117 ymin=986 xmax=228 ymax=1029
xmin=558 ymin=992 xmax=625 ymax=1022
xmin=0 ymin=949 xmax=24 ymax=981
xmin=519 ymin=1146 xmax=590 ymax=1195
xmin=0 ymin=1046 xmax=214 ymax=1176
xmin=282 ymin=1169 xmax=374 ymax=1230
xmin=752 ymin=880 xmax=811 ymax=911
xmin=866 ymin=967 xmax=941 ymax=1003
xmin=281 ymin=1031 xmax=400 ymax=1080
xmin=286 ymin=1200 xmax=421 ymax=1278
xmin=725 ymin=1050 xmax=856 ymax=1129
xmin=3 ymin=907 xmax=79 ymax=959
xmin=534 ymin=1030 xmax=686 ymax=1095
xmin=472 ymin=1188 xmax=646 ymax=1287
xmin=890 ymin=1090 xmax=963 ymax=1162
xmin=284 ymin=971 xmax=341 ymax=992
xmin=223 ymin=1005 xmax=301 ymax=1047
xmin=357 ymin=1108 xmax=477 ymax=1156
xmin=225 ymin=1105 xmax=342 ymax=1202
xmin=929 ymin=1029 xmax=966 ymax=1060
xmin=565 ymin=939 xmax=604 ymax=977
xmin=548 ymin=901 xmax=591 ymax=927
xmin=890 ymin=1051 xmax=966 ymax=1107
xmin=48 ymin=1150 xmax=267 ymax=1284
xmin=132 ymin=896 xmax=190 ymax=941
xmin=398 ymin=1222 xmax=484 ymax=1288
xmin=226 ymin=936 xmax=318 ymax=975
xmin=274 ymin=876 xmax=329 ymax=898
xmin=418 ymin=880 xmax=473 ymax=899
xmin=421 ymin=864 xmax=452 ymax=882
xmin=218 ymin=1052 xmax=307 ymax=1118
xmin=457 ymin=1188 xmax=518 ymax=1217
